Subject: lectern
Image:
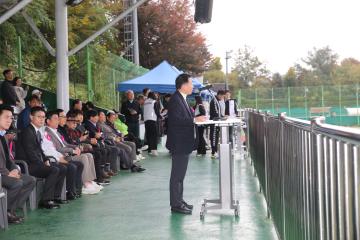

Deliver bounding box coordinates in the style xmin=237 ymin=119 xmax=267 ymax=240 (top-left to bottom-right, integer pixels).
xmin=196 ymin=118 xmax=243 ymax=219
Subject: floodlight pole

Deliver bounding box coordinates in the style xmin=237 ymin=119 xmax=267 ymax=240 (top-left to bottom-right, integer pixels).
xmin=132 ymin=0 xmax=140 ymax=65
xmin=55 ymin=0 xmax=70 ymax=111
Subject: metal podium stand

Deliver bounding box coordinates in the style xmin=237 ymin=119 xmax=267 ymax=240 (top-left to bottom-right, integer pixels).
xmin=196 ymin=118 xmax=243 ymax=219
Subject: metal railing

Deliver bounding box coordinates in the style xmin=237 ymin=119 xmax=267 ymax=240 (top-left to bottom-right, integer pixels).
xmin=245 ymin=109 xmax=360 ymax=240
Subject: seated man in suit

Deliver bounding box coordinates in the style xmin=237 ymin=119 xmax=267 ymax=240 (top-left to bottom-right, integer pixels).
xmin=83 ymin=110 xmax=119 ymax=176
xmin=16 ymin=106 xmax=66 ymax=209
xmin=44 ymin=110 xmax=100 ymax=196
xmin=0 ymin=105 xmax=36 ymax=224
xmin=43 ymin=111 xmax=84 ymax=199
xmin=85 ymin=110 xmax=143 ymax=173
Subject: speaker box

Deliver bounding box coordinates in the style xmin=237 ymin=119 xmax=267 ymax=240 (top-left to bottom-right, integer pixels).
xmin=194 ymin=0 xmax=213 ymax=23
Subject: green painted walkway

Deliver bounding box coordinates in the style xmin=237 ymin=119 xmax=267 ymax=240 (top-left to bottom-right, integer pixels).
xmin=0 ymin=148 xmax=278 ymax=240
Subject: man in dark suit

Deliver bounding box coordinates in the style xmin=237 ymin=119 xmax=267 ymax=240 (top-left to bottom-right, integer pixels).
xmin=16 ymin=107 xmax=66 ymax=209
xmin=121 ymin=90 xmax=141 ymax=138
xmin=166 ymin=74 xmax=206 ymax=214
xmin=0 ymin=105 xmax=35 ymax=224
xmin=1 ymin=69 xmax=20 ymax=107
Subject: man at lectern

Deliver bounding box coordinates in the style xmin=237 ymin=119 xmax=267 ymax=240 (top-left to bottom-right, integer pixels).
xmin=166 ymin=74 xmax=206 ymax=214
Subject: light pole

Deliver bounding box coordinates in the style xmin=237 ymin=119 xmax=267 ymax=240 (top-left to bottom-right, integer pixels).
xmin=225 ymin=50 xmax=232 ymax=90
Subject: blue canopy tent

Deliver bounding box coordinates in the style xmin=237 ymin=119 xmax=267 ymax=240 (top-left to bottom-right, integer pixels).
xmin=118 ymin=60 xmax=203 ymax=93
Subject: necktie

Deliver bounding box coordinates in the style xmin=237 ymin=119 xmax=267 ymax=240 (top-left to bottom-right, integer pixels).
xmin=36 ymin=130 xmax=42 ymax=143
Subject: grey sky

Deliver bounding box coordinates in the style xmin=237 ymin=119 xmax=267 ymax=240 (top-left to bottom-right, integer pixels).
xmin=198 ymin=0 xmax=360 ymax=74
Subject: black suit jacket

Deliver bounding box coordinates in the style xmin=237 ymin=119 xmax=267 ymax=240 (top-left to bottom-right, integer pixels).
xmin=166 ymin=91 xmax=198 ymax=155
xmin=225 ymin=99 xmax=238 ymax=116
xmin=1 ymin=80 xmax=19 ymax=106
xmin=16 ymin=125 xmax=46 ymax=166
xmin=0 ymin=136 xmax=17 ymax=175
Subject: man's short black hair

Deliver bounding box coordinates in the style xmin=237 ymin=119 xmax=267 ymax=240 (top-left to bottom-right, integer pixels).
xmin=56 ymin=109 xmax=65 ymax=115
xmin=30 ymin=106 xmax=45 ymax=116
xmin=86 ymin=109 xmax=98 ymax=118
xmin=46 ymin=110 xmax=59 ymax=120
xmin=217 ymin=90 xmax=226 ymax=96
xmin=0 ymin=104 xmax=14 ymax=116
xmin=72 ymin=99 xmax=82 ymax=107
xmin=175 ymin=73 xmax=191 ymax=90
xmin=66 ymin=110 xmax=77 ymax=119
xmin=2 ymin=69 xmax=12 ymax=77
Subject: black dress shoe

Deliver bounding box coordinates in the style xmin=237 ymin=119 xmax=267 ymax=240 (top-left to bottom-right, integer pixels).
xmin=54 ymin=199 xmax=69 ymax=204
xmin=171 ymin=204 xmax=192 ymax=215
xmin=66 ymin=192 xmax=76 ymax=200
xmin=7 ymin=212 xmax=23 ymax=224
xmin=39 ymin=200 xmax=60 ymax=209
xmin=131 ymin=166 xmax=146 ymax=173
xmin=182 ymin=201 xmax=193 ymax=210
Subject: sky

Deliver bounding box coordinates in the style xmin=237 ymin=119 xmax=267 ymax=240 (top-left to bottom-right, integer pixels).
xmin=198 ymin=0 xmax=360 ymax=74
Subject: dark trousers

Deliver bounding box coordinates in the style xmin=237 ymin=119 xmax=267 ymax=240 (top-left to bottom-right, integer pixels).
xmin=90 ymin=149 xmax=106 ymax=181
xmin=145 ymin=120 xmax=158 ymax=151
xmin=2 ymin=174 xmax=36 ymax=212
xmin=127 ymin=122 xmax=139 ymax=139
xmin=29 ymin=163 xmax=66 ymax=201
xmin=170 ymin=153 xmax=190 ymax=207
xmin=66 ymin=161 xmax=84 ymax=194
xmin=197 ymin=126 xmax=206 ymax=154
xmin=104 ymin=145 xmax=123 ymax=171
xmin=210 ymin=125 xmax=220 ymax=154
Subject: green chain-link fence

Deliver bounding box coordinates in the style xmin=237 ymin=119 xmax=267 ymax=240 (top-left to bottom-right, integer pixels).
xmin=238 ymin=85 xmax=360 ymax=126
xmin=0 ymin=36 xmax=148 ymax=110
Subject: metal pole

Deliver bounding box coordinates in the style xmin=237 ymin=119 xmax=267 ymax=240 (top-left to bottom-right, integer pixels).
xmin=55 ymin=0 xmax=70 ymax=111
xmin=0 ymin=0 xmax=33 ymax=24
xmin=288 ymin=87 xmax=291 ymax=117
xmin=17 ymin=36 xmax=23 ymax=78
xmin=305 ymin=87 xmax=308 ymax=120
xmin=225 ymin=51 xmax=232 ymax=91
xmin=271 ymin=88 xmax=274 ymax=114
xmin=86 ymin=45 xmax=93 ymax=101
xmin=255 ymin=88 xmax=258 ymax=109
xmin=339 ymin=85 xmax=342 ymax=125
xmin=357 ymin=84 xmax=359 ymax=126
xmin=112 ymin=69 xmax=116 ymax=108
xmin=321 ymin=86 xmax=324 ymax=116
xmin=132 ymin=0 xmax=140 ymax=65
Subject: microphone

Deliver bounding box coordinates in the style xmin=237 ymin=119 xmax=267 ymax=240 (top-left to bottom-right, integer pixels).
xmin=198 ymin=84 xmax=213 ymax=91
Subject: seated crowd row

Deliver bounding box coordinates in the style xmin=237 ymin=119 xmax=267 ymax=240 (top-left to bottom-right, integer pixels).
xmin=0 ymin=97 xmax=147 ymax=225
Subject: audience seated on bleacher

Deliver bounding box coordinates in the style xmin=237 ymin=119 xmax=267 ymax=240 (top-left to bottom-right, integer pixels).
xmin=42 ymin=111 xmax=84 ymax=200
xmin=45 ymin=110 xmax=101 ymax=195
xmin=84 ymin=110 xmax=125 ymax=174
xmin=17 ymin=95 xmax=41 ymax=130
xmin=31 ymin=89 xmax=47 ymax=111
xmin=98 ymin=111 xmax=138 ymax=163
xmin=13 ymin=77 xmax=28 ymax=113
xmin=16 ymin=107 xmax=66 ymax=209
xmin=1 ymin=70 xmax=20 ymax=109
xmin=0 ymin=105 xmax=35 ymax=224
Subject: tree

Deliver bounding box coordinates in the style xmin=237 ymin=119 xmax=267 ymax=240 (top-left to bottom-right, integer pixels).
xmin=137 ymin=0 xmax=211 ymax=74
xmin=272 ymin=72 xmax=283 ymax=87
xmin=283 ymin=67 xmax=297 ymax=87
xmin=232 ymin=45 xmax=270 ymax=87
xmin=203 ymin=57 xmax=225 ymax=84
xmin=302 ymin=46 xmax=338 ymax=84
